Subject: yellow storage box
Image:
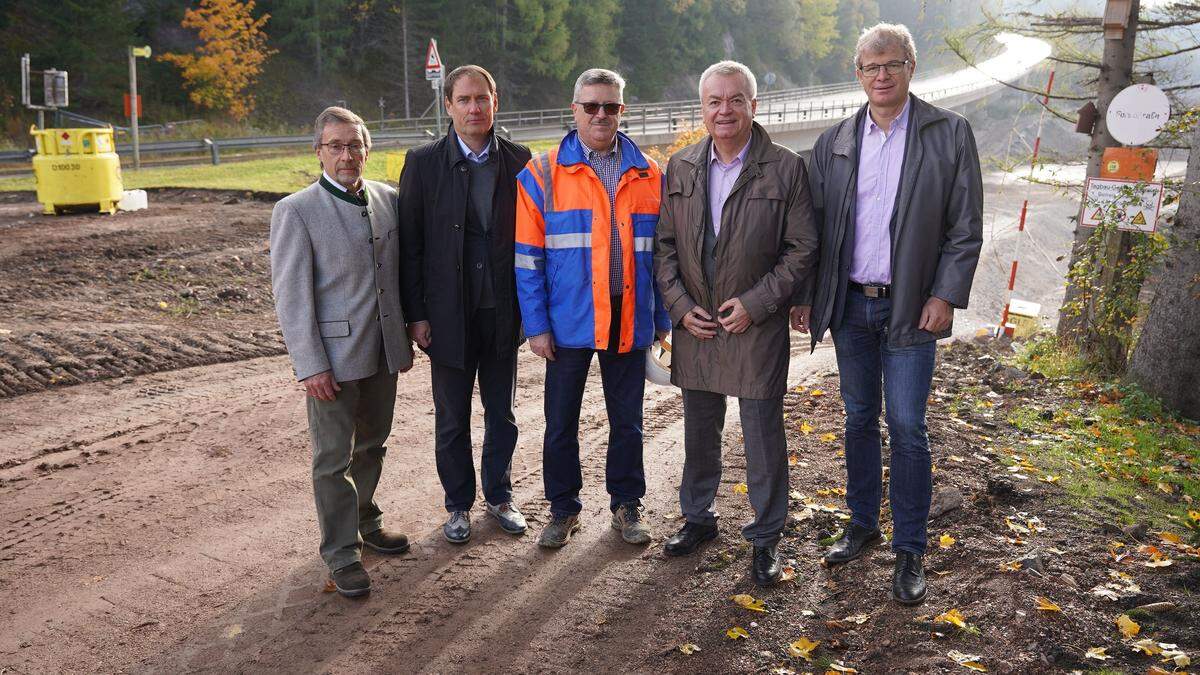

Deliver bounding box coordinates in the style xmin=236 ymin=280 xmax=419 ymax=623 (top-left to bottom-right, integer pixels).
xmin=31 ymin=126 xmax=124 ymax=215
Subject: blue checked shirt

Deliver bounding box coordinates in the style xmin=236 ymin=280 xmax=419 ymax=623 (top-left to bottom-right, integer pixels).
xmin=585 ymin=143 xmax=623 ymax=296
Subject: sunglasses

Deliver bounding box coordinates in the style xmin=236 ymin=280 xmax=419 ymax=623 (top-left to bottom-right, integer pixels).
xmin=575 ymin=101 xmax=623 ymax=116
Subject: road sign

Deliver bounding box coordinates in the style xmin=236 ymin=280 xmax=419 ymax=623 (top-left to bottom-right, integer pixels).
xmin=1106 ymin=83 xmax=1169 ymax=146
xmin=1080 ymin=177 xmax=1164 ymax=232
xmin=425 ymin=38 xmax=444 ymax=81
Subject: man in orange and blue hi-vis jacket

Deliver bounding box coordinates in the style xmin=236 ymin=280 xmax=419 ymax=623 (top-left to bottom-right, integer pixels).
xmin=515 ymin=68 xmax=671 ymax=549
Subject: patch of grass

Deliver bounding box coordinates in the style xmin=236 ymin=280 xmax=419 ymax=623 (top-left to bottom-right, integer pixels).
xmin=1011 ymin=332 xmax=1089 ymax=379
xmin=0 ymin=139 xmax=558 ymax=194
xmin=1004 ymin=340 xmax=1200 ymax=534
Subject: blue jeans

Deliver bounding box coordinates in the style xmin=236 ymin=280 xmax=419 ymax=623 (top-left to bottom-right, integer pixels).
xmin=542 ymin=346 xmax=646 ymax=516
xmin=831 ymin=289 xmax=936 ymax=555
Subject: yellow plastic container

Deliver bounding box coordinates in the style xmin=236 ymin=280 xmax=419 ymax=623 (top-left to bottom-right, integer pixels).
xmin=30 ymin=126 xmax=124 ymax=215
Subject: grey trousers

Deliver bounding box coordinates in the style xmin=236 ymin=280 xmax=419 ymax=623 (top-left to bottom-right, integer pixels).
xmin=680 ymin=388 xmax=788 ymax=546
xmin=307 ymin=358 xmax=397 ymax=572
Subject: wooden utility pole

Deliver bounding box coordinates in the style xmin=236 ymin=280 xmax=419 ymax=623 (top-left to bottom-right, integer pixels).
xmin=1057 ymin=0 xmax=1140 ymax=343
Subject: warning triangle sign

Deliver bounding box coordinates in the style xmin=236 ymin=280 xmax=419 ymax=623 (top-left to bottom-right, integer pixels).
xmin=426 ymin=39 xmax=442 ymax=70
xmin=1130 ymin=211 xmax=1147 ymax=226
xmin=1089 ymin=207 xmax=1104 ymax=221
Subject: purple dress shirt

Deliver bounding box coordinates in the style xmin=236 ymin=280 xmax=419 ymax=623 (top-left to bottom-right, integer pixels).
xmin=850 ymin=100 xmax=910 ymax=285
xmin=708 ymin=139 xmax=751 ymax=237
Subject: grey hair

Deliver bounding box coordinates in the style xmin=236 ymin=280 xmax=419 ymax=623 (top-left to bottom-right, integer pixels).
xmin=698 ymin=60 xmax=758 ymax=100
xmin=312 ymin=106 xmax=372 ymax=151
xmin=573 ymin=68 xmax=625 ymax=102
xmin=854 ymin=22 xmax=917 ymax=68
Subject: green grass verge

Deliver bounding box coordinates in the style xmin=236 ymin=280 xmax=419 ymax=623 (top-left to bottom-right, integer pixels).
xmin=0 ymin=139 xmax=558 ymax=194
xmin=1004 ymin=335 xmax=1200 ymax=534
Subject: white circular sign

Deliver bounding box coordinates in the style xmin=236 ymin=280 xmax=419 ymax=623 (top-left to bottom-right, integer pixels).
xmin=1106 ymin=84 xmax=1170 ymax=146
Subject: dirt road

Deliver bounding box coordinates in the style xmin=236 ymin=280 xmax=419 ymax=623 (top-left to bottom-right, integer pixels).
xmin=0 ymin=175 xmax=1074 ymax=673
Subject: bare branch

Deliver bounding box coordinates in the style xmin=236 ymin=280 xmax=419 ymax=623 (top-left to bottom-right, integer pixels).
xmin=1048 ymin=55 xmax=1101 ymax=68
xmin=1136 ymin=43 xmax=1200 ymax=62
xmin=1165 ymin=83 xmax=1200 ymax=91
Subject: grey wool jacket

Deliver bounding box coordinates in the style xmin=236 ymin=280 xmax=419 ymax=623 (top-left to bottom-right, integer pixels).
xmin=270 ymin=177 xmax=413 ymax=382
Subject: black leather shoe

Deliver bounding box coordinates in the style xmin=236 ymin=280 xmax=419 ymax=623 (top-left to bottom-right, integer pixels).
xmin=822 ymin=522 xmax=883 ymax=565
xmin=663 ymin=522 xmax=718 ymax=556
xmin=892 ymin=552 xmax=927 ymax=605
xmin=752 ymin=543 xmax=782 ymax=586
xmin=330 ymin=561 xmax=370 ymax=598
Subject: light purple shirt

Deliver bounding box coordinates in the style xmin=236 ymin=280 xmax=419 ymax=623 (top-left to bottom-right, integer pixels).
xmin=708 ymin=139 xmax=751 ymax=237
xmin=850 ymin=100 xmax=910 ymax=285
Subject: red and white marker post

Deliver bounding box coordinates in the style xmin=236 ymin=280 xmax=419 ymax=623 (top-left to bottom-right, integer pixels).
xmin=998 ymin=69 xmax=1056 ymax=334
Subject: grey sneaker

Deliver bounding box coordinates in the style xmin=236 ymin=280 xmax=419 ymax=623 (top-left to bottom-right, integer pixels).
xmin=537 ymin=514 xmax=581 ymax=548
xmin=330 ymin=561 xmax=370 ymax=598
xmin=443 ymin=510 xmax=471 ymax=544
xmin=486 ymin=501 xmax=527 ymax=534
xmin=612 ymin=502 xmax=652 ymax=545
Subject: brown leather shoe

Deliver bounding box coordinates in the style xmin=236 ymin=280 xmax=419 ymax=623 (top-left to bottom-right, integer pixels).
xmin=362 ymin=528 xmax=410 ymax=554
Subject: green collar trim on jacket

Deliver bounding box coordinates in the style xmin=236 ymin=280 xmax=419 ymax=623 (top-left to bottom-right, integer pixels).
xmin=319 ymin=174 xmax=369 ymax=207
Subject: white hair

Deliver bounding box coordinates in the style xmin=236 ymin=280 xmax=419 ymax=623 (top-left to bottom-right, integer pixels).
xmin=698 ymin=60 xmax=757 ymax=100
xmin=573 ymin=68 xmax=625 ymax=102
xmin=854 ymin=22 xmax=918 ymax=68
xmin=312 ymin=106 xmax=372 ymax=150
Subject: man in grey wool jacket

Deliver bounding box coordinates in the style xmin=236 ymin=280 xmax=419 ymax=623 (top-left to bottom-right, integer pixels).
xmin=270 ymin=106 xmax=414 ymax=598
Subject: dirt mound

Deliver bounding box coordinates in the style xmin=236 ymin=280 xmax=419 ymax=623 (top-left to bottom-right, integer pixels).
xmin=0 ymin=192 xmax=284 ymax=397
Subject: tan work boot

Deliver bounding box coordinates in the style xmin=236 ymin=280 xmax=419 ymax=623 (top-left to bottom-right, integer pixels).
xmin=537 ymin=514 xmax=581 ymax=548
xmin=612 ymin=502 xmax=652 ymax=545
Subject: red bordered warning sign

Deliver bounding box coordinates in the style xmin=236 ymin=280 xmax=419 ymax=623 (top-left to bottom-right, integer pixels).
xmin=1079 ymin=177 xmax=1164 ymax=233
xmin=425 ymin=38 xmax=444 ymax=81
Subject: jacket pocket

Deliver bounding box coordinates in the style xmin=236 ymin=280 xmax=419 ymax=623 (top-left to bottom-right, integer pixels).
xmin=318 ymin=320 xmax=351 ymax=338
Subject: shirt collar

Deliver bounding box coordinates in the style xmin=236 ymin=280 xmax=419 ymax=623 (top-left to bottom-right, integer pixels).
xmin=319 ymin=172 xmax=367 ymax=206
xmin=455 ymin=132 xmax=493 ymax=164
xmin=865 ymin=98 xmax=911 ymax=136
xmin=582 ymin=137 xmax=618 ymax=161
xmin=710 ymin=138 xmax=752 ymax=168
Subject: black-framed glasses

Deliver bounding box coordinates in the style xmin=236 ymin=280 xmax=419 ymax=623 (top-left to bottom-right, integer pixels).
xmin=575 ymin=101 xmax=623 ymax=116
xmin=320 ymin=142 xmax=366 ymax=156
xmin=858 ymin=60 xmax=910 ymax=77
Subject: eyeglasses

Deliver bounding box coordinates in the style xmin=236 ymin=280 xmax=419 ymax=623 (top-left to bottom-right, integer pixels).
xmin=858 ymin=60 xmax=910 ymax=77
xmin=575 ymin=101 xmax=623 ymax=116
xmin=320 ymin=142 xmax=366 ymax=156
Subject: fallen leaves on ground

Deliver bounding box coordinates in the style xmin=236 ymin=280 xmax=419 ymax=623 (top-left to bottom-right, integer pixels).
xmin=731 ymin=593 xmax=766 ymax=612
xmin=800 ymin=421 xmax=814 ymax=434
xmin=786 ymin=637 xmax=819 ymax=661
xmin=939 ymin=533 xmax=956 ymax=549
xmin=779 ymin=565 xmax=796 ymax=582
xmin=947 ymin=650 xmax=987 ymax=671
xmin=843 ymin=614 xmax=868 ymax=624
xmin=322 ymin=579 xmax=337 ymax=593
xmin=820 ymin=432 xmax=837 ymax=443
xmin=1035 ymin=596 xmax=1062 ymax=612
xmin=733 ymin=483 xmax=748 ymax=495
xmin=678 ymin=643 xmax=700 ymax=655
xmin=1084 ymin=647 xmax=1109 ymax=661
xmin=824 ymin=663 xmax=857 ymax=673
xmin=726 ymin=626 xmax=749 ymax=640
xmin=1116 ymin=613 xmax=1141 ymax=638
xmin=935 ymin=608 xmax=968 ymax=629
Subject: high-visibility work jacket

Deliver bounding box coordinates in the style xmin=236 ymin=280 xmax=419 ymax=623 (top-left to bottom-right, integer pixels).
xmin=515 ymin=130 xmax=670 ymax=352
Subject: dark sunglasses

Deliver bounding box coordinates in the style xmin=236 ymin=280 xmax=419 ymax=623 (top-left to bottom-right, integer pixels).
xmin=576 ymin=101 xmax=623 ymax=115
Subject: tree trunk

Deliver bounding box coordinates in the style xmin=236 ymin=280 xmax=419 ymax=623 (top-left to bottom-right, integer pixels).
xmin=1057 ymin=0 xmax=1139 ymax=342
xmin=1126 ymin=123 xmax=1200 ymax=419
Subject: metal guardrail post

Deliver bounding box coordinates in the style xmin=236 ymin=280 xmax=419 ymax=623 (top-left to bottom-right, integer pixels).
xmin=203 ymin=138 xmax=219 ymax=165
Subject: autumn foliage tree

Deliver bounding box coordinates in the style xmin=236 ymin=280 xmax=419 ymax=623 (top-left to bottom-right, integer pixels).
xmin=160 ymin=0 xmax=274 ymax=120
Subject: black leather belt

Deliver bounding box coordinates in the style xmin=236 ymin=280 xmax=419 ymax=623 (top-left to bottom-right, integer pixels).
xmin=848 ymin=281 xmax=891 ymax=298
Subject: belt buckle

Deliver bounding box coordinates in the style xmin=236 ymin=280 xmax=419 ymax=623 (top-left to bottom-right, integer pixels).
xmin=864 ymin=284 xmax=886 ymax=298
